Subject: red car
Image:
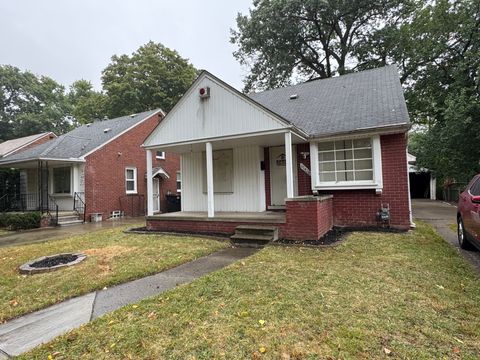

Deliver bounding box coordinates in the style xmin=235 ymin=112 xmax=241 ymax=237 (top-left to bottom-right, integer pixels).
xmin=457 ymin=174 xmax=480 ymax=250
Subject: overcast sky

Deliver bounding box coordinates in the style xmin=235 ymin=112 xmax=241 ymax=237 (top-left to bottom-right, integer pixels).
xmin=0 ymin=0 xmax=253 ymax=91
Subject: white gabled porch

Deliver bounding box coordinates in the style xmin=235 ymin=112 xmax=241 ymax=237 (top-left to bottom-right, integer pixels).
xmin=145 ymin=130 xmax=304 ymax=218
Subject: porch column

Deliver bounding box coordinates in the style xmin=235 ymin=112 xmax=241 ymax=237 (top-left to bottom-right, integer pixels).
xmin=146 ymin=149 xmax=154 ymax=216
xmin=206 ymin=141 xmax=215 ymax=218
xmin=285 ymin=132 xmax=294 ymax=198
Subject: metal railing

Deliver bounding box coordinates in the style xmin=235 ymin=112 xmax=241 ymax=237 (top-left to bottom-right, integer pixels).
xmin=0 ymin=193 xmax=39 ymax=212
xmin=47 ymin=195 xmax=59 ymax=226
xmin=73 ymin=192 xmax=86 ymax=223
xmin=0 ymin=193 xmax=59 ymax=226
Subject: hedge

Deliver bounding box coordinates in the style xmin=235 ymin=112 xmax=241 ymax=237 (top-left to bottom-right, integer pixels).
xmin=0 ymin=212 xmax=42 ymax=230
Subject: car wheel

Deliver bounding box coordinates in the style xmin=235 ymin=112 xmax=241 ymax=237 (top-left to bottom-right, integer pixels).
xmin=458 ymin=217 xmax=474 ymax=250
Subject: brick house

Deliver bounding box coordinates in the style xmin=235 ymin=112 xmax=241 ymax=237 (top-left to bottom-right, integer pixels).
xmin=0 ymin=132 xmax=57 ymax=159
xmin=0 ymin=110 xmax=180 ymax=224
xmin=143 ymin=66 xmax=412 ymax=242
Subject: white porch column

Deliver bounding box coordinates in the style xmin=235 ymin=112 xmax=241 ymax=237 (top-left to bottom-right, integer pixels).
xmin=206 ymin=141 xmax=215 ymax=218
xmin=146 ymin=149 xmax=154 ymax=216
xmin=285 ymin=132 xmax=294 ymax=199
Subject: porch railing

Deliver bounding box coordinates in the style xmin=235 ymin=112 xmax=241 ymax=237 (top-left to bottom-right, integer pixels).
xmin=73 ymin=192 xmax=86 ymax=223
xmin=0 ymin=193 xmax=39 ymax=212
xmin=0 ymin=193 xmax=59 ymax=226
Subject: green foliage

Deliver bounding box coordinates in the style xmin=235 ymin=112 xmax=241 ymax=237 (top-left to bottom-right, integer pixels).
xmin=101 ymin=41 xmax=198 ymax=117
xmin=407 ymin=0 xmax=480 ymax=183
xmin=0 ymin=65 xmax=73 ymax=141
xmin=0 ymin=212 xmax=41 ymax=230
xmin=68 ymin=80 xmax=107 ymax=125
xmin=231 ymin=0 xmax=415 ymax=92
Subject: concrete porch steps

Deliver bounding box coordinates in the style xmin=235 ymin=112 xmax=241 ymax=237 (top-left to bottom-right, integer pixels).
xmin=230 ymin=225 xmax=279 ymax=248
xmin=57 ymin=212 xmax=84 ymax=227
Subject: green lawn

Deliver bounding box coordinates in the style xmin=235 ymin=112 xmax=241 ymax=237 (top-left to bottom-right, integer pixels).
xmin=20 ymin=221 xmax=480 ymax=359
xmin=450 ymin=222 xmax=457 ymax=233
xmin=0 ymin=226 xmax=227 ymax=322
xmin=0 ymin=228 xmax=11 ymax=236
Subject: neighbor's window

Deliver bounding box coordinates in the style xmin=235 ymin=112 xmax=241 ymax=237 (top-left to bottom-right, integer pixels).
xmin=176 ymin=171 xmax=182 ymax=193
xmin=156 ymin=151 xmax=165 ymax=159
xmin=125 ymin=167 xmax=137 ymax=194
xmin=318 ymin=138 xmax=374 ymax=183
xmin=53 ymin=167 xmax=71 ymax=194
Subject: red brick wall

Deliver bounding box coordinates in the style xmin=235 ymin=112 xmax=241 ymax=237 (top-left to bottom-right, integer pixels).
xmin=147 ymin=196 xmax=333 ymax=241
xmin=296 ymin=143 xmax=312 ymax=196
xmin=84 ymin=114 xmax=180 ymax=220
xmin=284 ymin=196 xmax=333 ymax=240
xmin=317 ymin=133 xmax=410 ymax=229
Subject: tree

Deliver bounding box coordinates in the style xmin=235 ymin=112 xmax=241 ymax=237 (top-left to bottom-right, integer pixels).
xmin=68 ymin=80 xmax=107 ymax=125
xmin=101 ymin=41 xmax=198 ymax=117
xmin=0 ymin=65 xmax=72 ymax=141
xmin=231 ymin=0 xmax=415 ymax=92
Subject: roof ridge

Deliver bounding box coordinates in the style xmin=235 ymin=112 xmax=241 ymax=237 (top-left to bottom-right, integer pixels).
xmin=251 ymin=65 xmax=397 ymax=96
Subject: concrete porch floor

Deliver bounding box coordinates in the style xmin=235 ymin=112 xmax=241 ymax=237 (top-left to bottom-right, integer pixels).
xmin=147 ymin=211 xmax=286 ymax=223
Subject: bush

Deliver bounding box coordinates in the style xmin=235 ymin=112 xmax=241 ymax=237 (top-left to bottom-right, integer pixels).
xmin=0 ymin=212 xmax=41 ymax=230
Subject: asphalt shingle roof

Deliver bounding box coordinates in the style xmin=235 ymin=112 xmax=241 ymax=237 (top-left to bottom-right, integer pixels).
xmin=0 ymin=109 xmax=160 ymax=163
xmin=0 ymin=132 xmax=55 ymax=157
xmin=248 ymin=65 xmax=409 ymax=137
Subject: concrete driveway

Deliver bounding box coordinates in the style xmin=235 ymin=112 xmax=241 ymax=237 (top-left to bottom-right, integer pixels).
xmin=412 ymin=199 xmax=480 ymax=274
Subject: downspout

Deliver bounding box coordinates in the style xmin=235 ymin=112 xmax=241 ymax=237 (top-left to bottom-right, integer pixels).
xmin=406 ymin=149 xmax=415 ymax=228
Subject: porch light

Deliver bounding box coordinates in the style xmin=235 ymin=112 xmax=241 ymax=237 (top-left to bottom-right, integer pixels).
xmin=199 ymin=87 xmax=210 ymax=99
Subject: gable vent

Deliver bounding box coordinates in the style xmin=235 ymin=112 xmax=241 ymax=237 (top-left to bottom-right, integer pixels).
xmin=289 ymin=94 xmax=298 ymax=100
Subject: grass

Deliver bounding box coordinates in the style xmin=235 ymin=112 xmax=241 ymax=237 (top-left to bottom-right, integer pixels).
xmin=450 ymin=222 xmax=458 ymax=233
xmin=20 ymin=221 xmax=480 ymax=359
xmin=0 ymin=226 xmax=227 ymax=322
xmin=0 ymin=228 xmax=10 ymax=236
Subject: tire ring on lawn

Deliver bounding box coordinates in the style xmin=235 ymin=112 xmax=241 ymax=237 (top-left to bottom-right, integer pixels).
xmin=19 ymin=253 xmax=87 ymax=275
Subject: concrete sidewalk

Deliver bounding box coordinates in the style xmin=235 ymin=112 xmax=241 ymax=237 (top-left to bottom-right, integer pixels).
xmin=0 ymin=247 xmax=256 ymax=358
xmin=0 ymin=217 xmax=143 ymax=248
xmin=412 ymin=199 xmax=480 ymax=274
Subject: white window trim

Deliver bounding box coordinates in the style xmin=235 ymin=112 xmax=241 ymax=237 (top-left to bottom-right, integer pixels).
xmin=176 ymin=171 xmax=182 ymax=193
xmin=125 ymin=167 xmax=138 ymax=194
xmin=310 ymin=135 xmax=383 ymax=190
xmin=155 ymin=151 xmax=165 ymax=160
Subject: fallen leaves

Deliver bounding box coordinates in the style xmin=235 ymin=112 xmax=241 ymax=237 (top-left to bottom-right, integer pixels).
xmin=9 ymin=299 xmax=18 ymax=307
xmin=383 ymin=347 xmax=392 ymax=356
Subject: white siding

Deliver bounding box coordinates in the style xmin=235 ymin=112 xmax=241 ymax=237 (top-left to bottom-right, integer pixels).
xmin=145 ymin=75 xmax=287 ymax=147
xmin=181 ymin=145 xmax=266 ymax=212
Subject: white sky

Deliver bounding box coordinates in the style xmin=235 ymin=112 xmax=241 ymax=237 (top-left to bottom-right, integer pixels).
xmin=0 ymin=0 xmax=253 ymax=91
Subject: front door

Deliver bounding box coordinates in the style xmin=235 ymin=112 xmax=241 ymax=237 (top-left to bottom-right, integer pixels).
xmin=152 ymin=178 xmax=160 ymax=213
xmin=270 ymin=146 xmax=289 ymax=206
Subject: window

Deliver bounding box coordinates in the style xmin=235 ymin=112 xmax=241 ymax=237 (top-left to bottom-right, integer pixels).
xmin=470 ymin=179 xmax=480 ymax=196
xmin=53 ymin=167 xmax=71 ymax=194
xmin=176 ymin=171 xmax=182 ymax=193
xmin=156 ymin=151 xmax=165 ymax=160
xmin=202 ymin=149 xmax=234 ymax=193
xmin=125 ymin=167 xmax=137 ymax=194
xmin=316 ymin=137 xmax=380 ymax=187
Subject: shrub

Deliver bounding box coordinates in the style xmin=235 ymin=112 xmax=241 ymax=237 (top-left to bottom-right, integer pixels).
xmin=0 ymin=212 xmax=41 ymax=230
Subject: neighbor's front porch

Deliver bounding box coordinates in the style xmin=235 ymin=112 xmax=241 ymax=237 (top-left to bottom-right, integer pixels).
xmin=0 ymin=159 xmax=85 ymax=215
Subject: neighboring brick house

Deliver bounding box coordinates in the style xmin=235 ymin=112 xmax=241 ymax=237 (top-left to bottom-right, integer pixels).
xmin=0 ymin=110 xmax=180 ymax=224
xmin=143 ymin=66 xmax=412 ymax=241
xmin=0 ymin=132 xmax=57 ymax=159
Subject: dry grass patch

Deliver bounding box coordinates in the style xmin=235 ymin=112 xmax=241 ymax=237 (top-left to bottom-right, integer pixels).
xmin=20 ymin=221 xmax=480 ymax=359
xmin=0 ymin=226 xmax=227 ymax=322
